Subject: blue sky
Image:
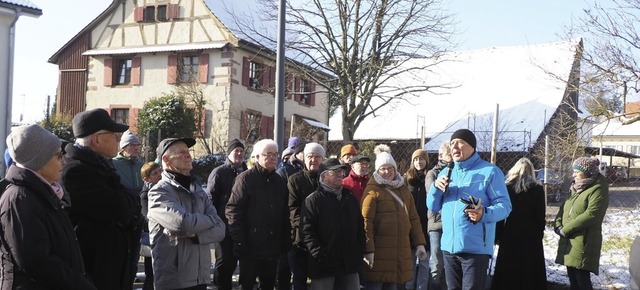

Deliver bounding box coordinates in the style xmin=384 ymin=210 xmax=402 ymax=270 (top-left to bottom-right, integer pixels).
xmin=11 ymin=0 xmax=590 ymax=123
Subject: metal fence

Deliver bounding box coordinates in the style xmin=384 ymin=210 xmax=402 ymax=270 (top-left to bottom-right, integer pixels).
xmin=326 ymin=139 xmax=639 ymax=289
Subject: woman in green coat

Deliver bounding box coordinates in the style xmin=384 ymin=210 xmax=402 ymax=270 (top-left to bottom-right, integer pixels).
xmin=554 ymin=157 xmax=609 ymax=290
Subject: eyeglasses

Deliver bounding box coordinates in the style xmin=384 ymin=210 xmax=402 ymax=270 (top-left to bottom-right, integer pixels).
xmin=261 ymin=152 xmax=279 ymax=158
xmin=54 ymin=151 xmax=65 ymax=161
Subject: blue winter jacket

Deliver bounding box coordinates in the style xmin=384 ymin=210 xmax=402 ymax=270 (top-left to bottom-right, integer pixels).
xmin=426 ymin=152 xmax=511 ymax=256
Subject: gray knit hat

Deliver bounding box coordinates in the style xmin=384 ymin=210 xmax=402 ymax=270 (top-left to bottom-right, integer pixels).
xmin=303 ymin=142 xmax=326 ymax=157
xmin=119 ymin=130 xmax=140 ymax=149
xmin=6 ymin=124 xmax=61 ymax=171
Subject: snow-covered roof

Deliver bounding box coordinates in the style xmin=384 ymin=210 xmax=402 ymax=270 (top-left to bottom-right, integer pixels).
xmin=591 ymin=119 xmax=640 ymax=137
xmin=0 ymin=0 xmax=41 ymax=15
xmin=329 ymin=40 xmax=581 ymax=152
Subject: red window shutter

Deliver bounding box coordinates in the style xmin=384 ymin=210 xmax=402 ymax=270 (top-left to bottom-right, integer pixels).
xmin=261 ymin=116 xmax=274 ymax=139
xmin=269 ymin=67 xmax=276 ymax=89
xmin=104 ymin=58 xmax=113 ymax=86
xmin=242 ymin=57 xmax=250 ymax=87
xmin=309 ymin=82 xmax=316 ymax=106
xmin=131 ymin=57 xmax=141 ymax=85
xmin=167 ymin=55 xmax=178 ymax=84
xmin=134 ymin=7 xmax=143 ymax=22
xmin=293 ymin=77 xmax=300 ymax=102
xmin=129 ymin=108 xmax=140 ymax=133
xmin=198 ymin=54 xmax=209 ymax=83
xmin=168 ymin=4 xmax=179 ymax=19
xmin=240 ymin=111 xmax=247 ymax=139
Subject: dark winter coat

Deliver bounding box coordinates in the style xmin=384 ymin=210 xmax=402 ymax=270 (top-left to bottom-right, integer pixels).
xmin=491 ymin=183 xmax=547 ymax=290
xmin=425 ymin=161 xmax=446 ymax=232
xmin=276 ymin=158 xmax=304 ymax=181
xmin=342 ymin=171 xmax=370 ymax=204
xmin=288 ymin=169 xmax=321 ymax=248
xmin=555 ymin=175 xmax=609 ymax=274
xmin=301 ymin=186 xmax=365 ymax=278
xmin=361 ymin=176 xmax=426 ymax=283
xmin=207 ymin=159 xmax=247 ymax=224
xmin=405 ymin=171 xmax=429 ymax=246
xmin=0 ymin=165 xmax=96 ymax=290
xmin=226 ymin=163 xmax=290 ymax=260
xmin=61 ymin=144 xmax=142 ymax=290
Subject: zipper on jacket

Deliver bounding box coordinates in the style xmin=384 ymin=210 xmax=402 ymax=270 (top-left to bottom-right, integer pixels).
xmin=482 ymin=223 xmax=486 ymax=247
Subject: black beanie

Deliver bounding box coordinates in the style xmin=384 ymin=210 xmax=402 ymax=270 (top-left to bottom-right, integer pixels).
xmin=450 ymin=129 xmax=476 ymax=149
xmin=227 ymin=138 xmax=245 ymax=154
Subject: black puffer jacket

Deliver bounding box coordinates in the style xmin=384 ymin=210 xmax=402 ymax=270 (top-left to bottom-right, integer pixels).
xmin=226 ymin=163 xmax=290 ymax=259
xmin=288 ymin=169 xmax=321 ymax=247
xmin=61 ymin=144 xmax=142 ymax=290
xmin=207 ymin=159 xmax=247 ymax=224
xmin=0 ymin=165 xmax=96 ymax=290
xmin=301 ymin=186 xmax=365 ymax=278
xmin=406 ymin=171 xmax=429 ymax=245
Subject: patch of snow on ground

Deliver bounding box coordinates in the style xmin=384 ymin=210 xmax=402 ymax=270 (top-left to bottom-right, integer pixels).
xmin=543 ymin=208 xmax=639 ymax=289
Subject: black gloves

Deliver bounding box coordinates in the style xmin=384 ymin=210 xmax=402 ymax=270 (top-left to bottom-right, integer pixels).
xmin=233 ymin=242 xmax=245 ymax=258
xmin=554 ymin=226 xmax=565 ymax=237
xmin=460 ymin=194 xmax=481 ymax=224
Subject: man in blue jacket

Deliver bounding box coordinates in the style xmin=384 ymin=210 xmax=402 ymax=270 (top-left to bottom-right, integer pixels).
xmin=427 ymin=129 xmax=511 ymax=290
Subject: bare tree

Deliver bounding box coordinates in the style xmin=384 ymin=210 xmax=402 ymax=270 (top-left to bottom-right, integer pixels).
xmin=223 ymin=0 xmax=456 ymax=141
xmin=566 ymin=0 xmax=640 ymax=124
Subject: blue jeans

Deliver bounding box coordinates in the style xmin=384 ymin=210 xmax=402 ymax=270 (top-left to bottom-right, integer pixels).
xmin=429 ymin=231 xmax=445 ymax=290
xmin=310 ymin=273 xmax=359 ymax=290
xmin=567 ymin=267 xmax=593 ymax=290
xmin=405 ymin=251 xmax=429 ymax=290
xmin=364 ymin=282 xmax=398 ymax=290
xmin=442 ymin=252 xmax=490 ymax=290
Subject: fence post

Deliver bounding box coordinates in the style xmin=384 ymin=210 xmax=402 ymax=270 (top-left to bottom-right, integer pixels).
xmin=490 ymin=103 xmax=499 ymax=164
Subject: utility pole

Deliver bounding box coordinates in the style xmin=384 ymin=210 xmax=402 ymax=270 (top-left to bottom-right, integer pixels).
xmin=273 ymin=0 xmax=286 ymax=148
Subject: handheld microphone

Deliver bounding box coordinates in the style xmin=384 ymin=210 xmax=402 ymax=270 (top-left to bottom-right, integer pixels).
xmin=444 ymin=162 xmax=454 ymax=193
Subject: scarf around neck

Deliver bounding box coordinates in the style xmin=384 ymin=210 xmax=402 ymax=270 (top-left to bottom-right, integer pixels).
xmin=372 ymin=172 xmax=405 ymax=189
xmin=570 ymin=174 xmax=599 ymax=194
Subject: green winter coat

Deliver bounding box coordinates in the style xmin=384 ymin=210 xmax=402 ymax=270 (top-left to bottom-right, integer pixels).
xmin=554 ymin=175 xmax=609 ymax=274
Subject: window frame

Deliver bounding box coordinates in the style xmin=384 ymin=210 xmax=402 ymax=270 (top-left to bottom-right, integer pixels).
xmin=178 ymin=55 xmax=199 ymax=84
xmin=114 ymin=58 xmax=133 ymax=85
xmin=249 ymin=61 xmax=265 ymax=90
xmin=111 ymin=108 xmax=129 ymax=125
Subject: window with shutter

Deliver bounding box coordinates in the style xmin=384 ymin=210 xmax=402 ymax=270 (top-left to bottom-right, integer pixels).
xmin=167 ymin=55 xmax=178 ymax=84
xmin=114 ymin=58 xmax=132 ymax=85
xmin=298 ymin=78 xmax=312 ymax=106
xmin=111 ymin=108 xmax=130 ymax=125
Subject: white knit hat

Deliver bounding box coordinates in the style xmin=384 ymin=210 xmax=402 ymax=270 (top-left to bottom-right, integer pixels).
xmin=374 ymin=144 xmax=397 ymax=171
xmin=303 ymin=142 xmax=326 ymax=157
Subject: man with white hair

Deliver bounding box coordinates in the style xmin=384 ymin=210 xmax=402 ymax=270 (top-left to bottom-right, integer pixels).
xmin=148 ymin=137 xmax=225 ymax=290
xmin=287 ymin=142 xmax=326 ymax=290
xmin=226 ymin=139 xmax=290 ymax=290
xmin=61 ymin=108 xmax=141 ymax=290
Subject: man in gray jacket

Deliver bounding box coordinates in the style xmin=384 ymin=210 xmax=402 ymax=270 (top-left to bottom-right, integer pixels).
xmin=148 ymin=137 xmax=226 ymax=290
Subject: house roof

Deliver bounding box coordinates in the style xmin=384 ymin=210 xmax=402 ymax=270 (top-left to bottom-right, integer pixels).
xmin=0 ymin=0 xmax=42 ymax=16
xmin=591 ymin=119 xmax=640 ymax=137
xmin=328 ymin=39 xmax=582 ymax=152
xmin=48 ymin=1 xmax=118 ymax=63
xmin=83 ymin=41 xmax=229 ymax=56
